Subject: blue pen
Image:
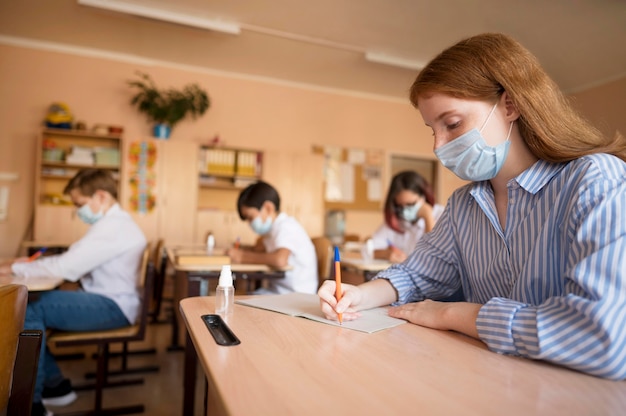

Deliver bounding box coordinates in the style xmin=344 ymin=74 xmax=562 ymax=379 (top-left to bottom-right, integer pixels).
xmin=28 ymin=247 xmax=47 ymax=261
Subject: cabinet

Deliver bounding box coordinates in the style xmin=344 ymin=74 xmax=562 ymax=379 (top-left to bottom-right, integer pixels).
xmin=196 ymin=146 xmax=264 ymax=245
xmin=263 ymin=151 xmax=325 ymax=237
xmin=33 ymin=129 xmax=123 ymax=243
xmin=126 ymin=139 xmax=198 ymax=246
xmin=198 ymin=146 xmax=263 ymax=191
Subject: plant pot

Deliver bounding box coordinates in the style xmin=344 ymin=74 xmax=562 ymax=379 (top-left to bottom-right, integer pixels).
xmin=153 ymin=124 xmax=171 ymax=139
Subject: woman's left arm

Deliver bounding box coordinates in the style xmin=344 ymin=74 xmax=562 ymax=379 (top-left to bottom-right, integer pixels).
xmin=477 ymin=164 xmax=626 ymax=379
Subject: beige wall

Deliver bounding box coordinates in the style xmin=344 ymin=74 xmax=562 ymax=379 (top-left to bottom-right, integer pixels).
xmin=569 ymin=77 xmax=626 ymax=139
xmin=1 ymin=40 xmax=624 ymax=258
xmin=0 ymin=42 xmax=462 ymax=257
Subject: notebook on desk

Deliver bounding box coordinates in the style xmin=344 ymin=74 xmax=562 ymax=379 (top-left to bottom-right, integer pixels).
xmin=236 ymin=292 xmax=405 ymax=333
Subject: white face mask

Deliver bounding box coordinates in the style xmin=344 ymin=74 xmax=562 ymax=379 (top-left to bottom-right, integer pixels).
xmin=77 ymin=202 xmax=103 ymax=225
xmin=400 ymin=200 xmax=423 ymax=222
xmin=434 ymin=102 xmax=513 ymax=181
xmin=250 ymin=215 xmax=272 ymax=235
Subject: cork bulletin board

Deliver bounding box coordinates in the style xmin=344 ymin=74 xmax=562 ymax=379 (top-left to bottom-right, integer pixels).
xmin=313 ymin=145 xmax=384 ymax=212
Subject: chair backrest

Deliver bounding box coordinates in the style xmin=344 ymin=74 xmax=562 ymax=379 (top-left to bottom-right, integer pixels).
xmin=311 ymin=236 xmax=333 ymax=288
xmin=152 ymin=239 xmax=165 ymax=277
xmin=49 ymin=244 xmax=153 ymax=346
xmin=8 ymin=330 xmax=43 ymax=415
xmin=0 ymin=284 xmax=28 ymax=412
xmin=136 ymin=244 xmax=153 ymax=334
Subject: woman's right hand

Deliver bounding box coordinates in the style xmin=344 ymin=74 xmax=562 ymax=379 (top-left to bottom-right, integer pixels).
xmin=317 ymin=280 xmax=363 ymax=321
xmin=388 ymin=247 xmax=408 ymax=263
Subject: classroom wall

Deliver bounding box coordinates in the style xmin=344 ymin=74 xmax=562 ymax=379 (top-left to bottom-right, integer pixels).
xmin=568 ymin=77 xmax=626 ymax=139
xmin=0 ymin=41 xmax=460 ymax=257
xmin=1 ymin=40 xmax=624 ymax=258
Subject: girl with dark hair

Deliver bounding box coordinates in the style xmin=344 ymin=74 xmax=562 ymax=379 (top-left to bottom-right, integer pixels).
xmin=371 ymin=171 xmax=444 ymax=263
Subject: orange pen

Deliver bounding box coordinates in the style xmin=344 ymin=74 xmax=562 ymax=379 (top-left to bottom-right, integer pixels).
xmin=333 ymin=246 xmax=343 ymax=324
xmin=234 ymin=237 xmax=240 ymax=249
xmin=28 ymin=247 xmax=47 ymax=262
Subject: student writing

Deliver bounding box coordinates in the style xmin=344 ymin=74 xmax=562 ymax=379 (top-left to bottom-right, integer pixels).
xmin=370 ymin=171 xmax=444 ymax=263
xmin=318 ymin=33 xmax=626 ymax=379
xmin=226 ymin=180 xmax=318 ymax=294
xmin=0 ymin=168 xmax=147 ymax=415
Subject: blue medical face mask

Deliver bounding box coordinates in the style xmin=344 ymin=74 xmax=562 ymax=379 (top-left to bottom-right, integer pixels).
xmin=77 ymin=202 xmax=103 ymax=225
xmin=400 ymin=200 xmax=423 ymax=222
xmin=434 ymin=102 xmax=513 ymax=181
xmin=250 ymin=215 xmax=273 ymax=235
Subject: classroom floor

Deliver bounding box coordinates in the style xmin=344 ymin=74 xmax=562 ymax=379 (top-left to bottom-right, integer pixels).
xmin=45 ymin=302 xmax=206 ymax=415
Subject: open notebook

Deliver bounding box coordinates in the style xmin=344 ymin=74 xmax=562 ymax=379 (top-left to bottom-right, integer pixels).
xmin=236 ymin=292 xmax=405 ymax=333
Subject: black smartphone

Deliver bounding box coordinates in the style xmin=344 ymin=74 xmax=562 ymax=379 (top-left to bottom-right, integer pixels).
xmin=201 ymin=314 xmax=241 ymax=346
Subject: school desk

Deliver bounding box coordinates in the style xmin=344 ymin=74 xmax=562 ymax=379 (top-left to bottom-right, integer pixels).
xmin=341 ymin=257 xmax=391 ymax=281
xmin=180 ymin=295 xmax=626 ymax=416
xmin=166 ymin=247 xmax=289 ymax=416
xmin=0 ymin=276 xmax=64 ymax=292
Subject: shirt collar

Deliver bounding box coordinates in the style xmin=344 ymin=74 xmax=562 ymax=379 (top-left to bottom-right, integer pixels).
xmin=512 ymin=159 xmax=566 ymax=194
xmin=470 ymin=159 xmax=566 ymax=197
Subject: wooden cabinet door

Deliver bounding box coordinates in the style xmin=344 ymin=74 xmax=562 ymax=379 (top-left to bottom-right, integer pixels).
xmin=263 ymin=151 xmax=324 ymax=237
xmin=157 ymin=140 xmax=198 ymax=246
xmin=33 ymin=205 xmax=89 ymax=244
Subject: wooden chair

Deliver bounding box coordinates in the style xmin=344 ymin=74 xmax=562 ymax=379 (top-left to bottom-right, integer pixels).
xmin=47 ymin=244 xmax=153 ymax=415
xmin=87 ymin=240 xmax=164 ymax=379
xmin=311 ymin=236 xmax=333 ymax=288
xmin=149 ymin=238 xmax=169 ymax=323
xmin=1 ymin=284 xmax=43 ymax=416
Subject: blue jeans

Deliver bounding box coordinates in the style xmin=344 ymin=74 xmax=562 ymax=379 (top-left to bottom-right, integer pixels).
xmin=24 ymin=290 xmax=129 ymax=403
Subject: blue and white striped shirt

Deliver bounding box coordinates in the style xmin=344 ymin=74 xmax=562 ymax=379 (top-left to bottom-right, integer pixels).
xmin=375 ymin=153 xmax=626 ymax=379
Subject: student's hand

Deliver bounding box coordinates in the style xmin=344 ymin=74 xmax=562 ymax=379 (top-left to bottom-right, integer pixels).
xmin=388 ymin=300 xmax=451 ymax=329
xmin=417 ymin=202 xmax=436 ymax=233
xmin=388 ymin=301 xmax=481 ymax=339
xmin=0 ymin=260 xmax=14 ymax=275
xmin=388 ymin=247 xmax=407 ymax=263
xmin=226 ymin=248 xmax=244 ymax=264
xmin=13 ymin=256 xmax=30 ymax=264
xmin=318 ymin=280 xmax=362 ymax=322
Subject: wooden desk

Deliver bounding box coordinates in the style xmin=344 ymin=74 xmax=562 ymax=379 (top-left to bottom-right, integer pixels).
xmin=167 ymin=247 xmax=288 ymax=416
xmin=181 ymin=296 xmax=626 ymax=416
xmin=342 ymin=258 xmax=391 ymax=281
xmin=0 ymin=276 xmax=64 ymax=292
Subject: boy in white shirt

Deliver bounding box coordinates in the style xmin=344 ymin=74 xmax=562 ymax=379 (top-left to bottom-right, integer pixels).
xmin=0 ymin=169 xmax=146 ymax=416
xmin=226 ymin=181 xmax=318 ymax=294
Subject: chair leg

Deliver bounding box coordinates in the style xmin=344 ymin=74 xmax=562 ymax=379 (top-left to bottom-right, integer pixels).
xmin=57 ymin=343 xmax=145 ymax=416
xmin=86 ymin=341 xmax=159 ymax=379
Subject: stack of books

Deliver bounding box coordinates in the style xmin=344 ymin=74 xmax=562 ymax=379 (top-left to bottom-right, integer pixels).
xmin=65 ymin=146 xmax=94 ymax=165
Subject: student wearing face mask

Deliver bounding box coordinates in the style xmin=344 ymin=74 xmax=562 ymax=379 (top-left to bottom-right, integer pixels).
xmin=318 ymin=33 xmax=626 ymax=379
xmin=0 ymin=168 xmax=147 ymax=416
xmin=370 ymin=171 xmax=444 ymax=264
xmin=226 ymin=180 xmax=318 ymax=295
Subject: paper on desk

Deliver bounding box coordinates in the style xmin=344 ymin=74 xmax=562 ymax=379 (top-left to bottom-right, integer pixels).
xmin=236 ymin=292 xmax=405 ymax=333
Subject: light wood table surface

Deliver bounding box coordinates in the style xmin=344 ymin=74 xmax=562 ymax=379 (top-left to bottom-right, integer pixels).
xmin=166 ymin=246 xmax=289 ymax=415
xmin=341 ymin=257 xmax=391 ymax=281
xmin=0 ymin=276 xmax=64 ymax=292
xmin=181 ymin=295 xmax=626 ymax=416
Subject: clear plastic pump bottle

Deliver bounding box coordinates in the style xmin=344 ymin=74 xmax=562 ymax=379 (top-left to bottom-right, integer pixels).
xmin=206 ymin=232 xmax=215 ymax=254
xmin=215 ymin=265 xmax=234 ymax=316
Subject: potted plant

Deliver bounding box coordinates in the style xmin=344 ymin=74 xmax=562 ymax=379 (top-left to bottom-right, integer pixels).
xmin=127 ymin=72 xmax=210 ymax=139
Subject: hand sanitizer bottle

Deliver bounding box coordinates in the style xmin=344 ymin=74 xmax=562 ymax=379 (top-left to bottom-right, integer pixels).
xmin=215 ymin=265 xmax=234 ymax=316
xmin=206 ymin=232 xmax=215 ymax=254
